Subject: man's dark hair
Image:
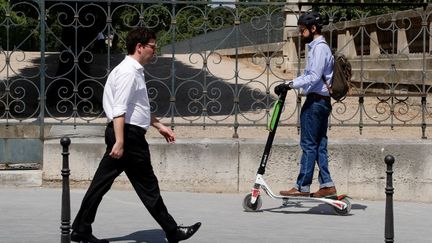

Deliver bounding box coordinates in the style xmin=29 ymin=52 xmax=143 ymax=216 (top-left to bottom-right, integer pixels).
xmin=298 ymin=12 xmax=323 ymax=33
xmin=126 ymin=27 xmax=156 ymax=55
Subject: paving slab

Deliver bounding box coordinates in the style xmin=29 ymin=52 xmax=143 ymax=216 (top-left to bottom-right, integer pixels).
xmin=0 ymin=187 xmax=430 ymax=243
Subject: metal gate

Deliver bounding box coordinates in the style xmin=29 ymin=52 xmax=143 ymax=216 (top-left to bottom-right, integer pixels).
xmin=0 ymin=0 xmax=430 ymax=164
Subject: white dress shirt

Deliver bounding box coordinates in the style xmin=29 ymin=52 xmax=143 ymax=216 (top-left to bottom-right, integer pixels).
xmin=103 ymin=55 xmax=151 ymax=130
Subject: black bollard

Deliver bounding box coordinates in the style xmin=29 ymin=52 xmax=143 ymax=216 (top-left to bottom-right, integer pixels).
xmin=384 ymin=154 xmax=394 ymax=243
xmin=60 ymin=137 xmax=71 ymax=243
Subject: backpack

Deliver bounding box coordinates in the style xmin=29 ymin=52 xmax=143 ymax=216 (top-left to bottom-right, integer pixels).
xmin=318 ymin=43 xmax=352 ymax=101
xmin=323 ymin=52 xmax=352 ymax=101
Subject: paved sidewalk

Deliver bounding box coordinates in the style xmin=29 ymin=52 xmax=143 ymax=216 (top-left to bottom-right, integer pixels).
xmin=0 ymin=187 xmax=430 ymax=243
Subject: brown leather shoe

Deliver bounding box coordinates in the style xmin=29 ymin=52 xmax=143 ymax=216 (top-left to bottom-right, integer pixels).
xmin=280 ymin=188 xmax=310 ymax=197
xmin=312 ymin=186 xmax=337 ymax=198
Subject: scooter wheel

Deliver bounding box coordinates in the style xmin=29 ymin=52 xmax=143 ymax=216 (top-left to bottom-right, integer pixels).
xmin=242 ymin=193 xmax=262 ymax=212
xmin=333 ymin=197 xmax=351 ymax=216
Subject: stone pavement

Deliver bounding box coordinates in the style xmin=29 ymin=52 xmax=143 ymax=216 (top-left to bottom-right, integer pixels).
xmin=0 ymin=187 xmax=430 ymax=243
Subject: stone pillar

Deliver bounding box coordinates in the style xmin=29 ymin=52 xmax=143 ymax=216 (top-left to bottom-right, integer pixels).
xmin=397 ymin=28 xmax=409 ymax=55
xmin=337 ymin=29 xmax=357 ymax=58
xmin=337 ymin=31 xmax=348 ymax=56
xmin=346 ymin=30 xmax=357 ymax=58
xmin=283 ymin=0 xmax=305 ymax=72
xmin=370 ymin=29 xmax=381 ymax=57
xmin=283 ymin=35 xmax=298 ymax=71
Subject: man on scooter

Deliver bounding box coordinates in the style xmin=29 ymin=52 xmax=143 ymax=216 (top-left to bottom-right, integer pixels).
xmin=274 ymin=11 xmax=337 ymax=198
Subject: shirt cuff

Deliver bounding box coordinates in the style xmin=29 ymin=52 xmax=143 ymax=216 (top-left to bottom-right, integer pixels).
xmin=287 ymin=78 xmax=300 ymax=89
xmin=112 ymin=105 xmax=127 ymax=117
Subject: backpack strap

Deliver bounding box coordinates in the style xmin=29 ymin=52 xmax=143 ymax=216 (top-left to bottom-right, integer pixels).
xmin=322 ymin=75 xmax=333 ymax=96
xmin=315 ymin=42 xmax=333 ymax=96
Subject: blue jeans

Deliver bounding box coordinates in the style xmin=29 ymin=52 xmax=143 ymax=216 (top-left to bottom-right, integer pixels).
xmin=294 ymin=96 xmax=334 ymax=192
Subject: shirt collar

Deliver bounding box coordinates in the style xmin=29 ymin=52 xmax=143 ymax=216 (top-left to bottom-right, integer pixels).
xmin=307 ymin=35 xmax=325 ymax=50
xmin=125 ymin=55 xmax=144 ymax=71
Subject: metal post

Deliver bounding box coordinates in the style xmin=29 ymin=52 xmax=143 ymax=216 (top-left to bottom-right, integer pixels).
xmin=384 ymin=154 xmax=394 ymax=243
xmin=38 ymin=0 xmax=46 ymax=140
xmin=60 ymin=137 xmax=71 ymax=243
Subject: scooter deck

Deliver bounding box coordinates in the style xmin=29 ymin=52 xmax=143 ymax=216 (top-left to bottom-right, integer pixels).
xmin=272 ymin=194 xmax=349 ymax=201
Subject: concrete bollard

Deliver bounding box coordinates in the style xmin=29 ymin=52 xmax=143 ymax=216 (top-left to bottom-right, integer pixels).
xmin=60 ymin=137 xmax=71 ymax=243
xmin=384 ymin=154 xmax=395 ymax=243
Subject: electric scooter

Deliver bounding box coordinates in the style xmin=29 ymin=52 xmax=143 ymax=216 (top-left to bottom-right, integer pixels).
xmin=242 ymin=89 xmax=352 ymax=216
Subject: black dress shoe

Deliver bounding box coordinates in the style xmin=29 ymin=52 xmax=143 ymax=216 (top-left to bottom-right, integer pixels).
xmin=71 ymin=231 xmax=109 ymax=243
xmin=167 ymin=222 xmax=201 ymax=243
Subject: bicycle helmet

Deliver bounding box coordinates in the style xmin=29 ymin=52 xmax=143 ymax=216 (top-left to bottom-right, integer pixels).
xmin=297 ymin=12 xmax=323 ymax=29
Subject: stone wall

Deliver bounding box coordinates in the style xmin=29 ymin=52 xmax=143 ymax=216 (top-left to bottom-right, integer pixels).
xmin=43 ymin=137 xmax=432 ymax=202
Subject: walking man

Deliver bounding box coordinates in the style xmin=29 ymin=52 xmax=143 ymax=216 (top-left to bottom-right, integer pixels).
xmin=274 ymin=12 xmax=337 ymax=198
xmin=71 ymin=27 xmax=201 ymax=243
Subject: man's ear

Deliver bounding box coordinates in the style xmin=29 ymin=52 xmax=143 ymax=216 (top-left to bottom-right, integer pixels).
xmin=135 ymin=43 xmax=141 ymax=54
xmin=310 ymin=25 xmax=317 ymax=34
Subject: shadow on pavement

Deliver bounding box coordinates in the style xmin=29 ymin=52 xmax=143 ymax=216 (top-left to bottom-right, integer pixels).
xmin=260 ymin=202 xmax=367 ymax=216
xmin=351 ymin=203 xmax=368 ymax=210
xmin=106 ymin=229 xmax=167 ymax=243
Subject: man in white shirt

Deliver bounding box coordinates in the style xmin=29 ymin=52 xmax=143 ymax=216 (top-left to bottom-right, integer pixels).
xmin=71 ymin=27 xmax=201 ymax=243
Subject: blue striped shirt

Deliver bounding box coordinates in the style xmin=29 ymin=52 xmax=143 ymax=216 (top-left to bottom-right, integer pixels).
xmin=289 ymin=36 xmax=334 ymax=96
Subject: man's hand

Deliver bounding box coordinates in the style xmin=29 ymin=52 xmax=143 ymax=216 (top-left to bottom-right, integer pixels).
xmin=151 ymin=115 xmax=176 ymax=144
xmin=109 ymin=141 xmax=124 ymax=159
xmin=274 ymin=82 xmax=293 ymax=95
xmin=110 ymin=116 xmax=125 ymax=159
xmin=158 ymin=125 xmax=176 ymax=144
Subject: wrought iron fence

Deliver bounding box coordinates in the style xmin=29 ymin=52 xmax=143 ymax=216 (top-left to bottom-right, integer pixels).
xmin=0 ymin=0 xmax=431 ymax=138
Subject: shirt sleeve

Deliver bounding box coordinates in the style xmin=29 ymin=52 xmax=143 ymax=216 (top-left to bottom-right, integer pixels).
xmin=291 ymin=44 xmax=328 ymax=89
xmin=112 ymin=71 xmax=136 ymax=118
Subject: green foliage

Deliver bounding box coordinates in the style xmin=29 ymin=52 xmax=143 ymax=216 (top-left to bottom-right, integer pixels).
xmin=312 ymin=0 xmax=427 ymax=23
xmin=159 ymin=1 xmax=285 ymax=48
xmin=6 ymin=1 xmax=422 ymax=52
xmin=110 ymin=3 xmax=173 ymax=52
xmin=0 ymin=0 xmax=40 ymax=51
xmin=0 ymin=1 xmax=287 ymax=51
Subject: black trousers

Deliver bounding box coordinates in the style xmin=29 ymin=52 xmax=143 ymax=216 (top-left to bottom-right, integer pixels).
xmin=72 ymin=123 xmax=178 ymax=236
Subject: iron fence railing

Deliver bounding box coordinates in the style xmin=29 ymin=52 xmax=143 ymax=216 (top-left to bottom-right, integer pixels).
xmin=0 ymin=0 xmax=431 ymax=138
